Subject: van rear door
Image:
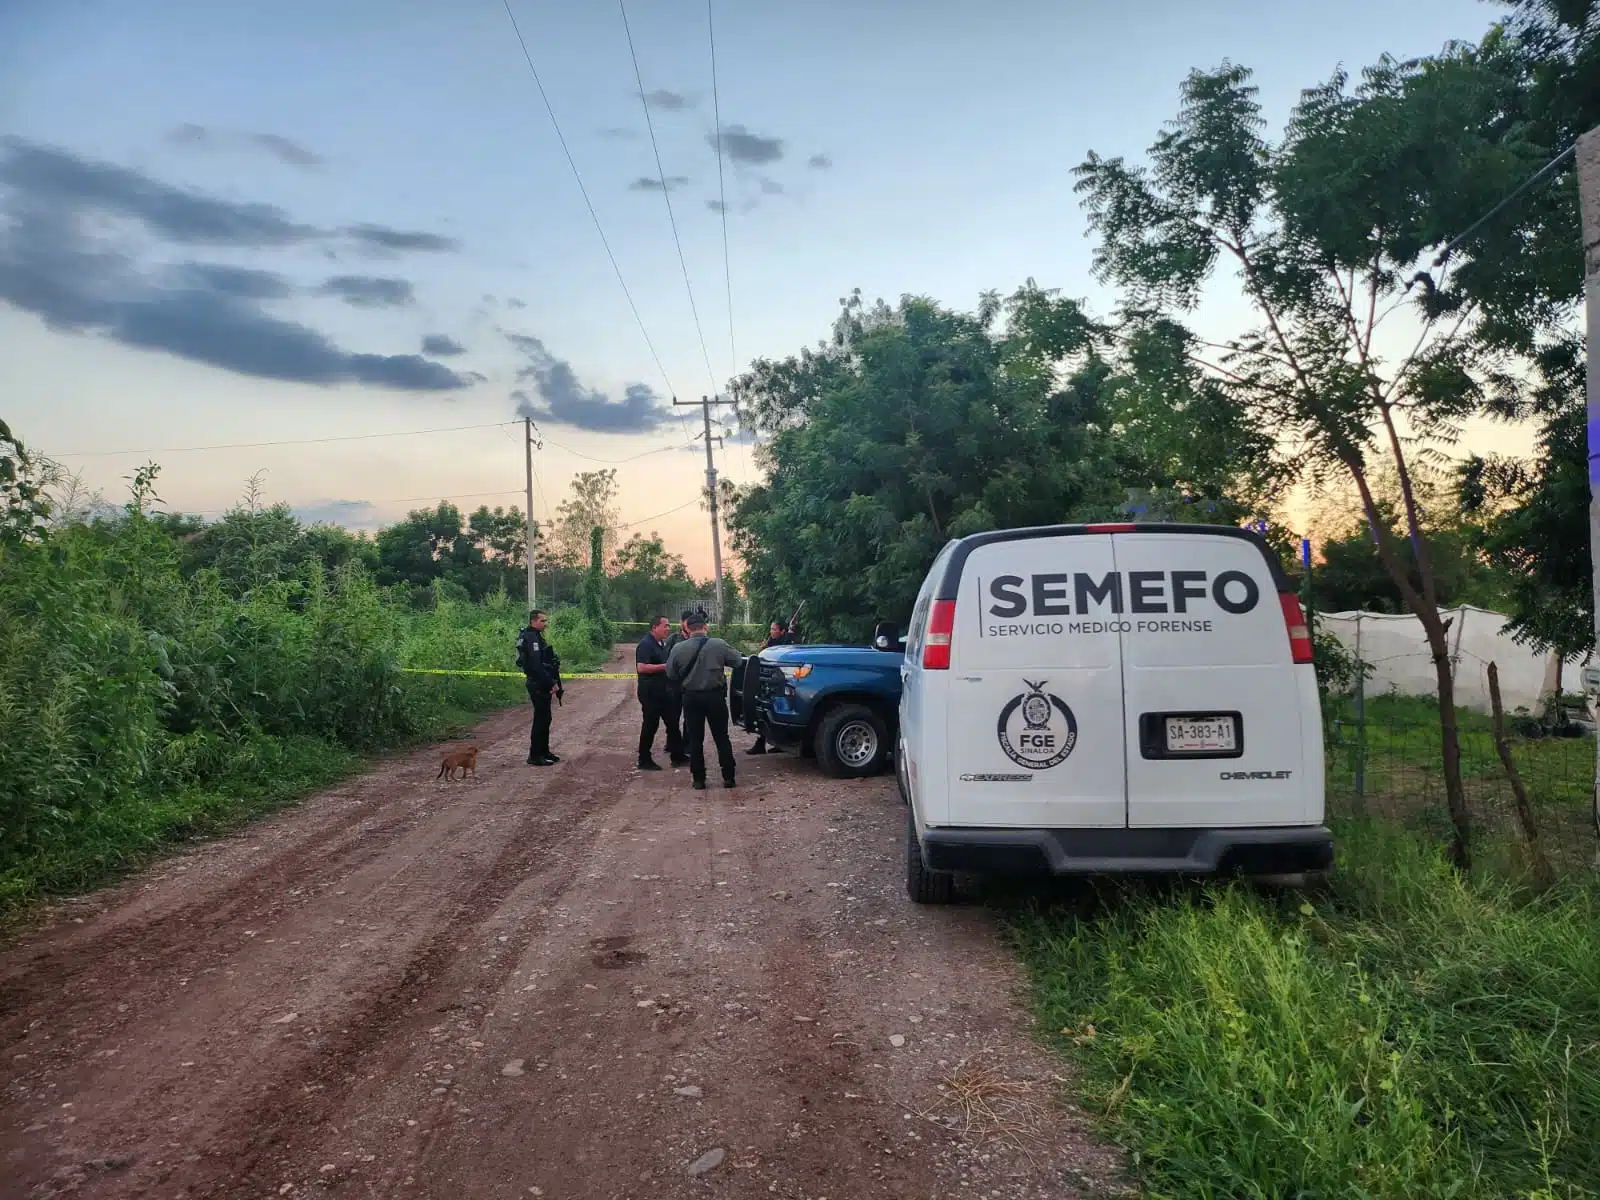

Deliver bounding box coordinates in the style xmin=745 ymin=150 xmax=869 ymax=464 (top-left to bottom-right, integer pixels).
xmin=945 ymin=533 xmax=1126 ymax=828
xmin=1112 ymin=530 xmax=1308 ymax=828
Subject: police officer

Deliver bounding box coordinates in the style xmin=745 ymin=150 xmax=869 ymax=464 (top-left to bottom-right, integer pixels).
xmin=516 ymin=609 xmax=563 ymax=766
xmin=634 ymin=615 xmax=685 ymax=770
xmin=666 ymin=612 xmax=742 ymax=790
xmin=660 ymin=608 xmax=692 ymax=756
xmin=745 ymin=619 xmax=795 ymax=755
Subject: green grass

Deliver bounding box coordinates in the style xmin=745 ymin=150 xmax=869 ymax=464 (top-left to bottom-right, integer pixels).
xmin=1008 ymin=822 xmax=1600 ymax=1199
xmin=0 ymin=594 xmax=605 ymax=924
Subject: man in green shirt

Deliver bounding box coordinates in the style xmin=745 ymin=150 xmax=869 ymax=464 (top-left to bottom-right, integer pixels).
xmin=665 ymin=612 xmax=742 ymax=790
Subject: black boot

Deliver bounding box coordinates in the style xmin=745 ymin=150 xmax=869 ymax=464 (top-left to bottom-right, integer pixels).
xmin=638 ymin=758 xmax=663 ymax=771
xmin=745 ymin=737 xmax=767 ymax=756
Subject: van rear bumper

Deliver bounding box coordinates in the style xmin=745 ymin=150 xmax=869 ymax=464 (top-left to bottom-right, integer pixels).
xmin=920 ymin=825 xmax=1333 ymax=875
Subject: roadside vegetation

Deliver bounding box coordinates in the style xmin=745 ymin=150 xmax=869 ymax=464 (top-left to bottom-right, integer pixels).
xmin=1009 ymin=819 xmax=1600 ymax=1200
xmin=0 ymin=446 xmax=651 ymax=916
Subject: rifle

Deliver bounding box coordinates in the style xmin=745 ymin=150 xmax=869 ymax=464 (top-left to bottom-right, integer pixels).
xmin=785 ymin=600 xmax=806 ymax=640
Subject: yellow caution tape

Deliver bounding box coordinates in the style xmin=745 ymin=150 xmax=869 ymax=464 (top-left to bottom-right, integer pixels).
xmin=399 ymin=668 xmax=638 ymax=680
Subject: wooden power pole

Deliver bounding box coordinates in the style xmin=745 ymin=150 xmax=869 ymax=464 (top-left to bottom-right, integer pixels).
xmin=524 ymin=417 xmax=542 ymax=610
xmin=1577 ymin=126 xmax=1600 ymax=855
xmin=675 ymin=394 xmax=734 ymax=619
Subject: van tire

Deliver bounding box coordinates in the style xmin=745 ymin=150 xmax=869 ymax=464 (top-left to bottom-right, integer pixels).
xmin=817 ymin=704 xmax=889 ymax=778
xmin=894 ymin=733 xmax=910 ymax=805
xmin=906 ymin=812 xmax=955 ymax=905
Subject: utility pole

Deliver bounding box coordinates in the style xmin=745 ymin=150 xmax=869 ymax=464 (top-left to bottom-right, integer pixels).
xmin=524 ymin=417 xmax=542 ymax=610
xmin=675 ymin=394 xmax=734 ymax=619
xmin=1577 ymin=126 xmax=1600 ymax=857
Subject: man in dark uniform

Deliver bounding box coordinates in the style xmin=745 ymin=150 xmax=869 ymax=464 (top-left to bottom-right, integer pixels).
xmin=659 ymin=608 xmax=692 ymax=761
xmin=634 ymin=615 xmax=684 ymax=770
xmin=516 ymin=609 xmax=562 ymax=766
xmin=744 ymin=619 xmax=794 ymax=755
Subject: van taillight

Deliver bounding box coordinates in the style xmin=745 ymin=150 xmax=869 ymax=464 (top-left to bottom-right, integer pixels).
xmin=923 ymin=600 xmax=955 ymax=670
xmin=1084 ymin=522 xmax=1137 ymax=533
xmin=1280 ymin=594 xmax=1314 ymax=664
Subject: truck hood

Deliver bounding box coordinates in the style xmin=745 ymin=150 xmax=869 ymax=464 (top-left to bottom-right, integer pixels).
xmin=758 ymin=644 xmax=901 ymax=668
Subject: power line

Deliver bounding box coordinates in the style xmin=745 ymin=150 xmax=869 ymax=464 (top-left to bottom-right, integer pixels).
xmin=47 ymin=421 xmax=516 ymax=459
xmin=1431 ymin=138 xmax=1579 ymax=269
xmin=619 ymin=0 xmax=719 ymax=403
xmin=707 ymin=0 xmax=736 ymax=383
xmin=541 ymin=432 xmax=698 ymax=465
xmin=498 ymin=0 xmax=678 ymax=403
xmin=619 ymin=495 xmax=700 ymax=529
xmin=705 ymin=0 xmax=750 ymax=488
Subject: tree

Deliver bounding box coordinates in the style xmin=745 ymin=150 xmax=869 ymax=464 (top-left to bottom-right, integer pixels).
xmin=0 ymin=418 xmax=49 ymax=547
xmin=728 ymin=285 xmax=1272 ymax=641
xmin=1073 ymin=50 xmax=1577 ymax=867
xmin=551 ymin=471 xmax=620 ymax=571
xmin=375 ymin=502 xmax=481 ymax=598
xmin=1460 ymin=398 xmax=1591 ymax=657
xmin=608 ymin=531 xmax=698 ymax=621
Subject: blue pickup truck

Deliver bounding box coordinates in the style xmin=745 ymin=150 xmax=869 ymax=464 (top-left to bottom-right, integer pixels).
xmin=730 ymin=624 xmax=905 ymax=779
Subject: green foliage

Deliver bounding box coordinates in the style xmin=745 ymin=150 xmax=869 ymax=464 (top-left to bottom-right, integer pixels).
xmin=578 ymin=524 xmax=614 ymax=647
xmin=0 ymin=418 xmax=50 ymax=546
xmin=728 ymin=285 xmax=1274 ymax=641
xmin=0 ymin=468 xmax=613 ymax=913
xmin=1010 ymin=822 xmax=1600 ymax=1199
xmin=1312 ymin=517 xmax=1508 ymax=614
xmin=1460 ymin=364 xmax=1592 ymax=659
xmin=1312 ymin=626 xmax=1370 ymax=696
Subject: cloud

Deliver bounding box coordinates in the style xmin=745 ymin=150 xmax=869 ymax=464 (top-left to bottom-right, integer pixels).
xmin=629 ymin=175 xmax=689 ymax=193
xmin=507 ymin=333 xmax=668 ymax=432
xmin=3 ymin=135 xmax=317 ymax=247
xmin=709 ymin=124 xmax=784 ymax=166
xmin=1 ymin=138 xmax=456 ymax=254
xmin=640 ymin=89 xmax=694 ymax=111
xmin=181 ymin=263 xmax=292 ymax=299
xmin=506 ymin=297 xmax=527 ymax=310
xmin=342 ymin=223 xmax=460 ymax=254
xmin=807 ymin=153 xmax=833 ymax=170
xmin=319 ymin=274 xmax=415 ymax=308
xmin=598 ymin=126 xmax=640 ymax=140
xmin=166 ymin=123 xmax=326 ymax=169
xmin=421 ymin=333 xmax=466 ymax=356
xmin=249 ymin=133 xmax=324 ymax=169
xmin=758 ymin=177 xmax=785 ymax=196
xmin=292 ymin=498 xmax=379 ymax=527
xmin=0 ymin=138 xmax=470 ymax=391
xmin=705 ymin=199 xmax=728 ymax=214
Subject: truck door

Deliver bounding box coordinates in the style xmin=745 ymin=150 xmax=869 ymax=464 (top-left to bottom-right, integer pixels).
xmin=945 ymin=534 xmax=1127 ymax=828
xmin=1112 ymin=531 xmax=1309 ymax=828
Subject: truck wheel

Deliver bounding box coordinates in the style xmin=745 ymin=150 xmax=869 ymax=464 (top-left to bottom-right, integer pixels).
xmin=906 ymin=810 xmax=954 ymax=905
xmin=817 ymin=704 xmax=888 ymax=778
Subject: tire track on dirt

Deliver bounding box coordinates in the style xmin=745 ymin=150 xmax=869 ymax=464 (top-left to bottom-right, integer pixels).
xmin=0 ymin=698 xmax=615 ymax=1053
xmin=198 ymin=753 xmax=635 ymax=1196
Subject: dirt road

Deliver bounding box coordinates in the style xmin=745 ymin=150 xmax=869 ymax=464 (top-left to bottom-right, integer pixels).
xmin=0 ymin=653 xmax=1120 ymax=1199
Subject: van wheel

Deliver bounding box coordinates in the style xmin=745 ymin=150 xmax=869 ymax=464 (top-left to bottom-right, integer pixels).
xmin=906 ymin=811 xmax=955 ymax=905
xmin=895 ymin=733 xmax=910 ymax=805
xmin=817 ymin=704 xmax=888 ymax=778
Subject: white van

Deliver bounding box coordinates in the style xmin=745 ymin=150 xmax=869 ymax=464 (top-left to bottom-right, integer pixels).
xmin=897 ymin=523 xmax=1330 ymax=903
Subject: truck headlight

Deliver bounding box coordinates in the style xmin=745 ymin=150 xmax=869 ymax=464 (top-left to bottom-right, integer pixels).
xmin=778 ymin=664 xmax=812 ymax=680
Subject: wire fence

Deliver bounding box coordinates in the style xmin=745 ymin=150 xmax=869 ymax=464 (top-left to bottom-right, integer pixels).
xmin=1322 ymin=689 xmax=1599 ymax=877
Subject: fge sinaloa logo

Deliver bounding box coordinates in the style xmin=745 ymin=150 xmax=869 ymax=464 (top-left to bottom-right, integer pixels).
xmin=997 ymin=680 xmax=1077 ymax=769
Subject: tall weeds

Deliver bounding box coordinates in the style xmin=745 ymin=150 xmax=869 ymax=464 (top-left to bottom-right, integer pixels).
xmin=0 ymin=505 xmax=610 ymax=911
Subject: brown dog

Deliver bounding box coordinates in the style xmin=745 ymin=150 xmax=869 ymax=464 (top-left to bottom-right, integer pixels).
xmin=436 ymin=745 xmax=479 ymax=780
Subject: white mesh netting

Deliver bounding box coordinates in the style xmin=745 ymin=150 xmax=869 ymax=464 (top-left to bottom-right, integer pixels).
xmin=1318 ymin=606 xmax=1586 ymax=714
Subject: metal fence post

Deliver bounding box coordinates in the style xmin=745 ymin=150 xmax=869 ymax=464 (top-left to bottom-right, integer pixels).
xmin=1353 ymin=661 xmax=1367 ymax=809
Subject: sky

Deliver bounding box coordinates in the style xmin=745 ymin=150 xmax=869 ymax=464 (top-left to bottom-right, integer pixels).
xmin=1 ymin=0 xmax=1527 ymax=576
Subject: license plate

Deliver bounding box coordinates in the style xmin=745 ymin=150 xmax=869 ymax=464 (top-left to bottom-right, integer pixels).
xmin=1165 ymin=715 xmax=1237 ymax=753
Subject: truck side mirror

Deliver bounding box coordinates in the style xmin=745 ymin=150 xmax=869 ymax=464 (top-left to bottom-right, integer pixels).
xmin=872 ymin=620 xmax=903 ymax=652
